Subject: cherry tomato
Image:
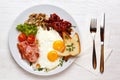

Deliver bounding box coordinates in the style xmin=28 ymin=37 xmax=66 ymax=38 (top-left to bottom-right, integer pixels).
xmin=18 ymin=33 xmax=27 ymax=42
xmin=27 ymin=34 xmax=35 ymax=44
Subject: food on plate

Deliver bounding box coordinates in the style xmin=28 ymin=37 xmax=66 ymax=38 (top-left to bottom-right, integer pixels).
xmin=16 ymin=13 xmax=81 ymax=72
xmin=63 ymin=55 xmax=71 ymax=62
xmin=18 ymin=33 xmax=27 ymax=42
xmin=59 ymin=32 xmax=81 ymax=56
xmin=46 ymin=13 xmax=72 ymax=36
xmin=25 ymin=13 xmax=48 ymax=28
xmin=17 ymin=41 xmax=39 ymax=62
xmin=24 ymin=13 xmax=48 ymax=28
xmin=16 ymin=23 xmax=40 ymax=63
xmin=53 ymin=40 xmax=65 ymax=52
xmin=16 ymin=23 xmax=37 ymax=36
xmin=27 ymin=34 xmax=35 ymax=44
xmin=32 ymin=27 xmax=64 ymax=71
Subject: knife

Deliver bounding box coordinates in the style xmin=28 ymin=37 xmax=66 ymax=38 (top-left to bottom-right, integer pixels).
xmin=100 ymin=13 xmax=105 ymax=73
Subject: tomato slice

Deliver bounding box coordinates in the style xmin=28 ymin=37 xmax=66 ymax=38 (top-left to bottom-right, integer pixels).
xmin=27 ymin=34 xmax=35 ymax=44
xmin=18 ymin=33 xmax=27 ymax=42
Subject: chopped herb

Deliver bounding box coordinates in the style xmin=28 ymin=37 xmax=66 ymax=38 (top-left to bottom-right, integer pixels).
xmin=66 ymin=43 xmax=75 ymax=52
xmin=63 ymin=56 xmax=71 ymax=62
xmin=73 ymin=47 xmax=75 ymax=49
xmin=66 ymin=43 xmax=74 ymax=47
xmin=66 ymin=48 xmax=69 ymax=51
xmin=65 ymin=36 xmax=69 ymax=39
xmin=59 ymin=59 xmax=64 ymax=67
xmin=66 ymin=48 xmax=71 ymax=52
xmin=30 ymin=62 xmax=33 ymax=66
xmin=62 ymin=57 xmax=64 ymax=60
xmin=72 ymin=48 xmax=73 ymax=51
xmin=38 ymin=68 xmax=43 ymax=71
xmin=71 ymin=43 xmax=73 ymax=46
xmin=66 ymin=45 xmax=71 ymax=47
xmin=45 ymin=68 xmax=49 ymax=72
xmin=69 ymin=48 xmax=71 ymax=52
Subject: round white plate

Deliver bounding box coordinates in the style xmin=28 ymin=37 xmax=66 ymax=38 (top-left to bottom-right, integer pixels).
xmin=9 ymin=4 xmax=79 ymax=76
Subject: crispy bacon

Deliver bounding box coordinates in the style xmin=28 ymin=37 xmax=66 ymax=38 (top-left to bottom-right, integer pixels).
xmin=17 ymin=41 xmax=28 ymax=59
xmin=17 ymin=41 xmax=39 ymax=63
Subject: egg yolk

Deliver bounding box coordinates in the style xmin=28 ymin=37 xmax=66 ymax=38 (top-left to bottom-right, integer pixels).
xmin=47 ymin=50 xmax=58 ymax=62
xmin=53 ymin=40 xmax=65 ymax=52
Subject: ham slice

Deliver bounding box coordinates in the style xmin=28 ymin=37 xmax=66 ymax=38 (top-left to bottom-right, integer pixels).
xmin=17 ymin=41 xmax=39 ymax=63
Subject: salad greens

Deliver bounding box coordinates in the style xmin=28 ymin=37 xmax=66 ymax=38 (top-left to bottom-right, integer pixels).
xmin=16 ymin=23 xmax=37 ymax=36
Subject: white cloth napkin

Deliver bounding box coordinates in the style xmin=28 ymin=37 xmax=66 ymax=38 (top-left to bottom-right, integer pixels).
xmin=74 ymin=45 xmax=112 ymax=75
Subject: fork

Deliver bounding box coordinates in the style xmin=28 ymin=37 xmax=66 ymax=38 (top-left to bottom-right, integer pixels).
xmin=90 ymin=18 xmax=97 ymax=69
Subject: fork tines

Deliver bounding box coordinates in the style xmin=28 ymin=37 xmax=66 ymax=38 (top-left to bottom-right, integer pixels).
xmin=90 ymin=19 xmax=97 ymax=32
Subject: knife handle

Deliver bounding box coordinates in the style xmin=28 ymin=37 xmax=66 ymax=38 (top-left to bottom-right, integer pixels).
xmin=92 ymin=39 xmax=97 ymax=69
xmin=100 ymin=45 xmax=104 ymax=73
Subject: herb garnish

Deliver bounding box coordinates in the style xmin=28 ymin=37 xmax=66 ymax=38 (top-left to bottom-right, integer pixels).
xmin=30 ymin=62 xmax=33 ymax=66
xmin=38 ymin=68 xmax=44 ymax=71
xmin=65 ymin=35 xmax=69 ymax=39
xmin=59 ymin=59 xmax=64 ymax=67
xmin=66 ymin=43 xmax=75 ymax=52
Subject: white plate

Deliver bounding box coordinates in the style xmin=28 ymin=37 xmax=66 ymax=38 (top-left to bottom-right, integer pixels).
xmin=8 ymin=4 xmax=79 ymax=76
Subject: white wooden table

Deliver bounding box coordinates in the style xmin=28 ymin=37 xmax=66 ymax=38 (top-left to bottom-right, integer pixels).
xmin=0 ymin=0 xmax=120 ymax=80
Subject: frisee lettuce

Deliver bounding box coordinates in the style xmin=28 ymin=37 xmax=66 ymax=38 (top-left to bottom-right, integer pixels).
xmin=16 ymin=23 xmax=37 ymax=36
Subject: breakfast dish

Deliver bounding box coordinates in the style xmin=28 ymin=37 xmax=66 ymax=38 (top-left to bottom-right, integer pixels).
xmin=9 ymin=5 xmax=81 ymax=76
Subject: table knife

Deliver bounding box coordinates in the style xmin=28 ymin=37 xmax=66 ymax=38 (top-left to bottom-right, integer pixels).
xmin=100 ymin=13 xmax=105 ymax=73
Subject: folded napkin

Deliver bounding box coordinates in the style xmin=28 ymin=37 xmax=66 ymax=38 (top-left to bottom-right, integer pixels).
xmin=74 ymin=45 xmax=112 ymax=75
xmin=74 ymin=17 xmax=112 ymax=75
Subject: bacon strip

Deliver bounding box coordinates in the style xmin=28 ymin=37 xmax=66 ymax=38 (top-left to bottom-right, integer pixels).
xmin=17 ymin=41 xmax=39 ymax=63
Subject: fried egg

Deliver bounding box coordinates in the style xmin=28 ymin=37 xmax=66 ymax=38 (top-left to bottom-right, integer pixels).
xmin=32 ymin=27 xmax=65 ymax=71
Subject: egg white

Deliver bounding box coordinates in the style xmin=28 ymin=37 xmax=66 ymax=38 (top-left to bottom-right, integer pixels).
xmin=32 ymin=27 xmax=63 ymax=71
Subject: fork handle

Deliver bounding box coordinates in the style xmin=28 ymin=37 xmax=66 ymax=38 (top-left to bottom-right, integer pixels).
xmin=92 ymin=39 xmax=97 ymax=69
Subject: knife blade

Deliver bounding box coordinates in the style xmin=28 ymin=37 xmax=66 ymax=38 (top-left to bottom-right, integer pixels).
xmin=100 ymin=13 xmax=105 ymax=73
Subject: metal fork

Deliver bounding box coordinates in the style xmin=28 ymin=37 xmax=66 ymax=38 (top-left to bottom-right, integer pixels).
xmin=90 ymin=18 xmax=97 ymax=69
